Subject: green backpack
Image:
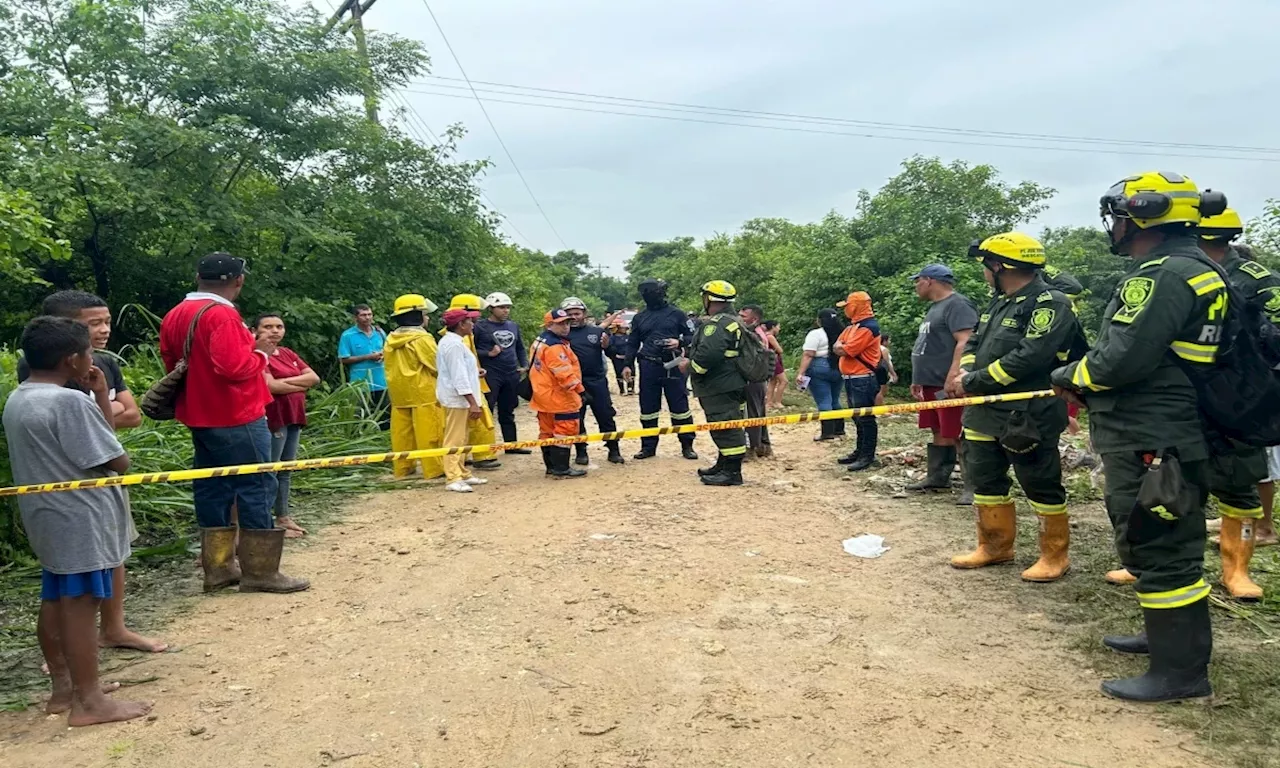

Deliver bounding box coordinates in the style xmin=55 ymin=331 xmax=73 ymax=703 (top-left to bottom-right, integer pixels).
xmin=732 ymin=321 xmax=773 ymax=383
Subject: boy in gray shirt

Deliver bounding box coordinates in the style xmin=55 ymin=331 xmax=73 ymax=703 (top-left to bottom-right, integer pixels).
xmin=3 ymin=317 xmax=151 ymax=726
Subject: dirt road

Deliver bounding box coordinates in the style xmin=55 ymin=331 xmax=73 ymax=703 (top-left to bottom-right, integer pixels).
xmin=0 ymin=392 xmax=1218 ymax=767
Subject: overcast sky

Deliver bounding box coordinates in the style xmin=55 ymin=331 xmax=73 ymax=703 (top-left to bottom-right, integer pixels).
xmin=350 ymin=0 xmax=1280 ymax=275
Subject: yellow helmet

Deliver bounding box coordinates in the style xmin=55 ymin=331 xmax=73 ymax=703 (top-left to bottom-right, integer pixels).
xmin=392 ymin=293 xmax=438 ymax=316
xmin=1198 ymin=208 xmax=1244 ymax=242
xmin=701 ymin=280 xmax=737 ymax=301
xmin=1099 ymin=171 xmax=1226 ymax=230
xmin=448 ymin=293 xmax=486 ymax=311
xmin=968 ymin=232 xmax=1046 ymax=268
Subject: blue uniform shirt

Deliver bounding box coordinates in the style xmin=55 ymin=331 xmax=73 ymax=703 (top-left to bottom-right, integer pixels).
xmin=338 ymin=325 xmax=387 ymax=391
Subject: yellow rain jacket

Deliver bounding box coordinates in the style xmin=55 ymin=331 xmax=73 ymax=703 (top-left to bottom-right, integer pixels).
xmin=384 ymin=327 xmax=444 ymax=479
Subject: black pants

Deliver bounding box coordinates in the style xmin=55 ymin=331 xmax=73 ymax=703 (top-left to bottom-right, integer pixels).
xmin=484 ymin=370 xmax=522 ymax=442
xmin=1102 ymin=450 xmax=1210 ymax=609
xmin=962 ymin=433 xmax=1065 ymax=513
xmin=843 ymin=375 xmax=879 ymax=458
xmin=700 ymin=390 xmax=748 ymax=456
xmin=577 ymin=377 xmax=619 ymax=447
xmin=638 ymin=358 xmax=694 ymax=451
xmin=745 ymin=381 xmax=770 ymax=450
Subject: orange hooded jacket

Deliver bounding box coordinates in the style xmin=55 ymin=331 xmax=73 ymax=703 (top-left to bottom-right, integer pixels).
xmin=835 ymin=292 xmax=882 ymax=376
xmin=530 ymin=331 xmax=584 ymax=414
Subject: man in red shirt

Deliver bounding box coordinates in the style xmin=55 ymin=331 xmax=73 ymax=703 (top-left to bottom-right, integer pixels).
xmin=160 ymin=253 xmax=309 ymax=594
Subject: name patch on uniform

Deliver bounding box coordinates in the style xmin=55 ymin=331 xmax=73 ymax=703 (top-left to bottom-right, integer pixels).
xmin=1000 ymin=318 xmax=1019 ymax=328
xmin=1240 ymin=261 xmax=1273 ymax=280
xmin=703 ymin=325 xmax=716 ymax=336
xmin=979 ymin=313 xmax=991 ymax=323
xmin=1027 ymin=308 xmax=1056 ymax=337
xmin=1114 ymin=277 xmax=1154 ymax=324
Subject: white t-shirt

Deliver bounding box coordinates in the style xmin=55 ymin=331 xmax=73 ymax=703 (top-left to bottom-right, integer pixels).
xmin=435 ymin=333 xmax=482 ymax=409
xmin=803 ymin=328 xmax=830 ymax=358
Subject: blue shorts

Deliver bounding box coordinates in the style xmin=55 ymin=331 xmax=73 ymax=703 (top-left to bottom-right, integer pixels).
xmin=41 ymin=568 xmax=115 ymax=601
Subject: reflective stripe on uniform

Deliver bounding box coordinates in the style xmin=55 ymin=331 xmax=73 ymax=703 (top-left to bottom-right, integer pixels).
xmin=959 ymin=354 xmax=976 ymax=367
xmin=1170 ymin=340 xmax=1217 ymax=364
xmin=987 ymin=360 xmax=1015 ymax=385
xmin=690 ymin=361 xmax=708 ymax=374
xmin=1070 ymin=357 xmax=1110 ymax=392
xmin=724 ymin=350 xmax=739 ymax=357
xmin=1136 ymin=579 xmax=1211 ymax=610
xmin=1056 ymin=351 xmax=1069 ymax=360
xmin=640 ymin=412 xmax=661 ymax=421
xmin=726 ymin=322 xmax=739 ymax=332
xmin=1217 ymin=501 xmax=1264 ymax=519
xmin=1029 ymin=500 xmax=1067 ymax=516
xmin=973 ymin=493 xmax=1012 ymax=505
xmin=721 ymin=445 xmax=748 ymax=456
xmin=963 ymin=428 xmax=997 ymax=442
xmin=1187 ymin=271 xmax=1226 ymax=296
xmin=671 ymin=411 xmax=693 ymax=420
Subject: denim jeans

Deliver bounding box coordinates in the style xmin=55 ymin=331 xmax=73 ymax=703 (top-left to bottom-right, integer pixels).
xmin=844 ymin=374 xmax=880 ymax=454
xmin=191 ymin=417 xmax=277 ymax=530
xmin=807 ymin=357 xmax=842 ymax=412
xmin=270 ymin=424 xmax=302 ymax=519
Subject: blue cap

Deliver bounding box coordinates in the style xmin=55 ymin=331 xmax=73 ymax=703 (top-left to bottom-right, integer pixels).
xmin=910 ymin=264 xmax=954 ymax=283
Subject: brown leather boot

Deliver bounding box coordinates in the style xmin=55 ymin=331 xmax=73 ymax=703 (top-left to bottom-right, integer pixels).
xmin=237 ymin=528 xmax=311 ymax=594
xmin=1021 ymin=514 xmax=1071 ymax=582
xmin=201 ymin=526 xmax=241 ymax=592
xmin=1105 ymin=568 xmax=1137 ymax=586
xmin=1219 ymin=517 xmax=1263 ymax=600
xmin=950 ymin=502 xmax=1016 ymax=569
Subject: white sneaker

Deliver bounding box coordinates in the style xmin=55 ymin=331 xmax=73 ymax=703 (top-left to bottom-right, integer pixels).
xmin=445 ymin=481 xmax=474 ymax=493
xmin=463 ymin=476 xmax=488 ymax=486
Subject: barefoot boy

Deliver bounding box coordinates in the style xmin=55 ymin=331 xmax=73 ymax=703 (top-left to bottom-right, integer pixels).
xmin=3 ymin=317 xmax=152 ymax=725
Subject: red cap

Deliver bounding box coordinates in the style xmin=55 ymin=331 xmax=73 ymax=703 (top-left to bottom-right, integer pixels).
xmin=443 ymin=308 xmax=479 ymax=326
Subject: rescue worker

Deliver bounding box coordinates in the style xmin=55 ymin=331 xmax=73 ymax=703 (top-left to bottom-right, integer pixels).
xmin=562 ymin=297 xmax=623 ymax=465
xmin=607 ymin=316 xmax=634 ymax=396
xmin=440 ymin=294 xmax=501 ymax=470
xmin=475 ymin=292 xmax=531 ymax=454
xmin=1051 ymin=171 xmax=1228 ymax=702
xmin=622 ymin=278 xmax=698 ymax=460
xmin=383 ymin=294 xmax=444 ymax=480
xmin=1195 ymin=209 xmax=1280 ymax=599
xmin=1044 ymin=265 xmax=1087 ymax=436
xmin=833 ymin=292 xmax=882 ymax=472
xmin=683 ymin=281 xmax=748 ymax=486
xmin=945 ymin=233 xmax=1081 ymax=582
xmin=529 ymin=308 xmax=588 ymax=479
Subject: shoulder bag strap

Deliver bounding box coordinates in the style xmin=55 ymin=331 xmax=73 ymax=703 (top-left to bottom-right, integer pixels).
xmin=181 ymin=302 xmax=219 ymax=363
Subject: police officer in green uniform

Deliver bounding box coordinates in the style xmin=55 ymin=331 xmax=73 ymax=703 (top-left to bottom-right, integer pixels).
xmin=945 ymin=232 xmax=1083 ymax=583
xmin=1198 ymin=209 xmax=1280 ymax=600
xmin=1051 ymin=171 xmax=1228 ymax=703
xmin=684 ymin=280 xmax=749 ymax=487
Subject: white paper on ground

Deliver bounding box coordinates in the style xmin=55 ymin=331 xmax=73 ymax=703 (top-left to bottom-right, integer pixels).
xmin=842 ymin=534 xmax=889 ymax=558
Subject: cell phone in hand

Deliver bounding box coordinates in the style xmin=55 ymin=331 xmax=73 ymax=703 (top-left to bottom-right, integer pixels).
xmin=935 ymin=389 xmax=950 ymax=401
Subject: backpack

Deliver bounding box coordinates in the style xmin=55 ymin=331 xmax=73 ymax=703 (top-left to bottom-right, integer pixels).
xmin=1172 ymin=255 xmax=1280 ymax=447
xmin=732 ymin=322 xmax=773 ymax=383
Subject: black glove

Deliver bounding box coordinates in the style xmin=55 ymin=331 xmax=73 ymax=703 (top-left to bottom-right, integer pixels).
xmin=579 ymin=388 xmax=594 ymax=407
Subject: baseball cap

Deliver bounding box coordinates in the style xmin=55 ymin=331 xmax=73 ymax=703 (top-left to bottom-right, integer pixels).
xmin=835 ymin=291 xmax=871 ymax=308
xmin=544 ymin=308 xmax=571 ymax=326
xmin=910 ymin=264 xmax=954 ymax=283
xmin=197 ymin=252 xmax=248 ymax=281
xmin=442 ymin=308 xmax=479 ymax=326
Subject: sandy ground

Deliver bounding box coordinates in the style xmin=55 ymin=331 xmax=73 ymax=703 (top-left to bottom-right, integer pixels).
xmin=0 ymin=388 xmax=1220 ymax=768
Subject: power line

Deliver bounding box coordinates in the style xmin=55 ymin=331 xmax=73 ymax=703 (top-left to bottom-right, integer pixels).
xmin=415 ymin=75 xmax=1280 ymax=157
xmin=386 ymin=90 xmax=537 ymax=249
xmin=417 ymin=0 xmax=569 ymax=250
xmin=401 ymin=86 xmax=1280 ymax=164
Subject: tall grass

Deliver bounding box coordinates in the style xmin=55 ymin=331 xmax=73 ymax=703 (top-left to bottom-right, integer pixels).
xmin=0 ymin=342 xmax=388 ymax=570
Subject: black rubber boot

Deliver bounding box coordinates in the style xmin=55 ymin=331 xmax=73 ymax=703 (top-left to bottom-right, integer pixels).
xmin=548 ymin=447 xmax=587 ymax=478
xmin=814 ymin=420 xmax=836 ymax=442
xmin=1103 ymin=631 xmax=1149 ymax=655
xmin=847 ymin=419 xmax=877 ymax=471
xmin=1100 ymin=600 xmax=1212 ymax=702
xmin=837 ymin=447 xmax=861 ymax=465
xmin=681 ymin=444 xmax=699 ymax=460
xmin=697 ymin=455 xmax=725 ymax=477
xmin=541 ymin=446 xmax=555 ymax=475
xmin=832 ymin=419 xmax=847 ymax=438
xmin=473 ymin=458 xmax=502 ymax=471
xmin=633 ymin=448 xmax=657 ymax=460
xmin=700 ymin=455 xmax=744 ymax=486
xmin=907 ymin=444 xmax=954 ymax=492
xmin=506 ymin=447 xmax=533 ymax=455
xmin=606 ymin=442 xmax=624 ymax=464
xmin=574 ymin=443 xmax=590 ymax=466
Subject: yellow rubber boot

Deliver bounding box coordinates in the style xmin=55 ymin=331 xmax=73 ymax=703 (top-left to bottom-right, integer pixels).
xmin=1021 ymin=514 xmax=1071 ymax=582
xmin=200 ymin=527 xmax=241 ymax=592
xmin=950 ymin=502 xmax=1016 ymax=569
xmin=1219 ymin=517 xmax=1263 ymax=601
xmin=1105 ymin=568 xmax=1137 ymax=586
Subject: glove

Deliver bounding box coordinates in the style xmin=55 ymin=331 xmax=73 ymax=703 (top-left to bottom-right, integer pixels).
xmin=579 ymin=388 xmax=594 ymax=407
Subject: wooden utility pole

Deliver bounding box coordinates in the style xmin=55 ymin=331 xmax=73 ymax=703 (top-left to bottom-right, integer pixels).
xmin=324 ymin=0 xmax=380 ymax=124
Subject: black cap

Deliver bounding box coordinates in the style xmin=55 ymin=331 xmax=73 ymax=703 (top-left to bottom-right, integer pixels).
xmin=197 ymin=252 xmax=248 ymax=281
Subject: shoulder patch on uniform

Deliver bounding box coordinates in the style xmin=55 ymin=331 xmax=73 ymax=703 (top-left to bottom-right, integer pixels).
xmin=1114 ymin=276 xmax=1154 ymax=324
xmin=1262 ymin=287 xmax=1280 ymax=314
xmin=1240 ymin=260 xmax=1272 ymax=280
xmin=703 ymin=324 xmax=716 ymax=336
xmin=725 ymin=321 xmax=739 ymax=333
xmin=1037 ymin=291 xmax=1053 ymax=302
xmin=1027 ymin=307 xmax=1056 ymax=337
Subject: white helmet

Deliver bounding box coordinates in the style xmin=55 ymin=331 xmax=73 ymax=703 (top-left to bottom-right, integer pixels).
xmin=484 ymin=292 xmax=513 ymax=308
xmin=560 ymin=296 xmax=587 ymax=311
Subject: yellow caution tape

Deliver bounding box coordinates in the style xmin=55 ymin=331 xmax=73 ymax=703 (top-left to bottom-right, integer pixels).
xmin=0 ymin=390 xmax=1055 ymax=497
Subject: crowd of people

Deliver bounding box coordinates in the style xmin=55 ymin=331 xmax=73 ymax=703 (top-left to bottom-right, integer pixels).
xmin=4 ymin=170 xmax=1280 ymax=726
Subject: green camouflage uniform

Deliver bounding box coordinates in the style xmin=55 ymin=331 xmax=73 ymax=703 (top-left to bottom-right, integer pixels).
xmin=1051 ymin=234 xmax=1228 ymax=610
xmin=689 ymin=313 xmax=748 ymax=457
xmin=959 ymin=275 xmax=1080 ymax=515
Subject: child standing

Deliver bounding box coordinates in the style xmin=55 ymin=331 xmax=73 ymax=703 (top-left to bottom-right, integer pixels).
xmin=3 ymin=317 xmax=152 ymax=725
